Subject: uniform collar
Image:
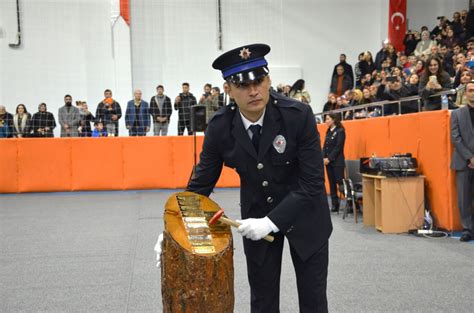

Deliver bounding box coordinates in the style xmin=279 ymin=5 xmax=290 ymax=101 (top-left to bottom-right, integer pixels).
xmin=239 ymin=107 xmax=266 ymax=131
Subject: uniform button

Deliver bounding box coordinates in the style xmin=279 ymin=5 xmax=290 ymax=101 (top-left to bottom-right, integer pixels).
xmin=286 ymin=161 xmax=290 ymax=164
xmin=257 ymin=163 xmax=264 ymax=170
xmin=274 ymin=100 xmax=277 ymax=104
xmin=262 ymin=181 xmax=269 ymax=187
xmin=231 ymin=105 xmax=236 ymax=110
xmin=266 ymin=196 xmax=273 ymax=203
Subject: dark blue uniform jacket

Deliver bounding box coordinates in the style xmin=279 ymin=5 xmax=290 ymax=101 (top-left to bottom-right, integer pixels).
xmin=187 ymin=91 xmax=332 ymax=265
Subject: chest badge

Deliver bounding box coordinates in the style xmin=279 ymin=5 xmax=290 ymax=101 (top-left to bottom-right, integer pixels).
xmin=273 ymin=135 xmax=286 ymax=154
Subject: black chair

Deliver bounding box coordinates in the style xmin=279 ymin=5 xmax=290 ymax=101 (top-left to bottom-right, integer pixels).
xmin=341 ymin=160 xmax=363 ymax=222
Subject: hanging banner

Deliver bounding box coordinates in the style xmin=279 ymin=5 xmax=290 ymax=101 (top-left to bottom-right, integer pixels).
xmin=120 ymin=0 xmax=130 ymax=25
xmin=388 ymin=0 xmax=406 ymax=52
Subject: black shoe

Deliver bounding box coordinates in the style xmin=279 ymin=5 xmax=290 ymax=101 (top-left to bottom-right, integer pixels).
xmin=460 ymin=233 xmax=472 ymax=242
xmin=331 ymin=204 xmax=339 ymax=213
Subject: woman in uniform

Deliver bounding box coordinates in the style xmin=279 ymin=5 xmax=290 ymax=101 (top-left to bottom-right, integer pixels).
xmin=323 ymin=113 xmax=346 ymax=213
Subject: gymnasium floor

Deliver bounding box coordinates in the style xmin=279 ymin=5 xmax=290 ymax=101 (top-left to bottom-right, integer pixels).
xmin=1 ymin=188 xmax=472 ymax=312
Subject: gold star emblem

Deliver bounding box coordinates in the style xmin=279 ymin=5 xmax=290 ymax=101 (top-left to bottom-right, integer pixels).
xmin=239 ymin=47 xmax=251 ymax=60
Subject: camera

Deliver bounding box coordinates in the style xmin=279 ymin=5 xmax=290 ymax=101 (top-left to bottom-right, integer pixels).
xmin=386 ymin=76 xmax=399 ymax=83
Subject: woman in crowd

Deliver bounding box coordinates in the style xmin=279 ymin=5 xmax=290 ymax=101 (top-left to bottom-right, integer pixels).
xmin=289 ymin=79 xmax=311 ymax=104
xmin=359 ymin=51 xmax=376 ymax=77
xmin=323 ymin=93 xmax=338 ymax=112
xmin=414 ymin=59 xmax=425 ymax=76
xmin=419 ymin=57 xmax=452 ymax=110
xmin=441 ymin=26 xmax=460 ymax=49
xmin=323 ymin=113 xmax=346 ymax=213
xmin=13 ymin=104 xmax=31 ymax=138
xmin=455 ymin=68 xmax=472 ymax=107
xmin=403 ymin=30 xmax=420 ymax=56
xmin=405 ymin=73 xmax=420 ymax=96
xmin=31 ymin=103 xmax=56 ymax=137
xmin=414 ymin=30 xmax=437 ymax=58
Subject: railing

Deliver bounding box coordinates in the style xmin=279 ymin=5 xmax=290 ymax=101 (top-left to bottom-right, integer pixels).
xmin=314 ymin=86 xmax=463 ymax=122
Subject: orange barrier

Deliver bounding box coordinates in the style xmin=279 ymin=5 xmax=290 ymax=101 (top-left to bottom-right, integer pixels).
xmin=0 ymin=136 xmax=239 ymax=193
xmin=0 ymin=110 xmax=460 ymax=230
xmin=318 ymin=110 xmax=460 ymax=231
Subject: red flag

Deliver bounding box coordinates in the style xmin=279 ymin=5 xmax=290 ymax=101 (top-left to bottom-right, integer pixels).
xmin=388 ymin=0 xmax=407 ymax=52
xmin=120 ymin=0 xmax=130 ymax=25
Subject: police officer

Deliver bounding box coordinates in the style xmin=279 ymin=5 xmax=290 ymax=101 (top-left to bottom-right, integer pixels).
xmin=323 ymin=113 xmax=346 ymax=213
xmin=187 ymin=44 xmax=332 ymax=312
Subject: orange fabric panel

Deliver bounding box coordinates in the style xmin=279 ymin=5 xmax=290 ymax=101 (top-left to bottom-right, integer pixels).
xmin=216 ymin=166 xmax=240 ymax=187
xmin=417 ymin=111 xmax=452 ymax=230
xmin=70 ymin=138 xmax=123 ymax=191
xmin=362 ymin=117 xmax=391 ymax=157
xmin=123 ymin=137 xmax=173 ymax=189
xmin=0 ymin=140 xmax=18 ymax=193
xmin=171 ymin=136 xmax=202 ymax=188
xmin=342 ymin=120 xmax=365 ymax=159
xmin=388 ymin=114 xmax=420 ymax=157
xmin=17 ymin=138 xmax=72 ymax=193
xmin=446 ymin=112 xmax=462 ymax=230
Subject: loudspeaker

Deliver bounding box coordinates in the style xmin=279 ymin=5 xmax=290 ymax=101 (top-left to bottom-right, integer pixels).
xmin=191 ymin=105 xmax=207 ymax=132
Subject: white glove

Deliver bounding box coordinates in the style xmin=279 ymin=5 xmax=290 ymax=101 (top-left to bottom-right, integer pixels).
xmin=236 ymin=217 xmax=275 ymax=241
xmin=154 ymin=233 xmax=164 ymax=267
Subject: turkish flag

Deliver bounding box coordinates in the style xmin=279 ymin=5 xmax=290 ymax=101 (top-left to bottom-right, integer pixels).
xmin=388 ymin=0 xmax=407 ymax=52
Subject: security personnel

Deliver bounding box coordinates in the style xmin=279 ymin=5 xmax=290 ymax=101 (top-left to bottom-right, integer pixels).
xmin=187 ymin=43 xmax=332 ymax=312
xmin=323 ymin=113 xmax=346 ymax=213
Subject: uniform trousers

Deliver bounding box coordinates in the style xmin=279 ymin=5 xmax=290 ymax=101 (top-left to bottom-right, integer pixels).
xmin=456 ymin=169 xmax=474 ymax=235
xmin=245 ymin=233 xmax=328 ymax=313
xmin=325 ymin=165 xmax=345 ymax=207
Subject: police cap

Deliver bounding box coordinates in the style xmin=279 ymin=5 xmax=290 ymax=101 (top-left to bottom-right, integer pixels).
xmin=212 ymin=43 xmax=271 ymax=85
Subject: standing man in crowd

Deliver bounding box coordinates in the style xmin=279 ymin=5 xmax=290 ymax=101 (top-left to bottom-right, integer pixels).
xmin=58 ymin=94 xmax=80 ymax=137
xmin=198 ymin=83 xmax=213 ymax=105
xmin=96 ymin=89 xmax=122 ymax=136
xmin=174 ymin=82 xmax=197 ymax=135
xmin=451 ymin=80 xmax=474 ymax=242
xmin=331 ymin=53 xmax=354 ymax=87
xmin=186 ymin=44 xmax=332 ymax=312
xmin=125 ymin=89 xmax=150 ymax=136
xmin=218 ymin=82 xmax=232 ymax=107
xmin=149 ymin=85 xmax=172 ymax=136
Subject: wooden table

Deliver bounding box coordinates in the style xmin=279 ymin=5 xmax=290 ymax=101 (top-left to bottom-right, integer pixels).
xmin=362 ymin=174 xmax=425 ymax=233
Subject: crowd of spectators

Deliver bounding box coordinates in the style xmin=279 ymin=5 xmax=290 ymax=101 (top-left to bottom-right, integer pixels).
xmin=320 ymin=9 xmax=474 ymax=120
xmin=2 ymin=9 xmax=474 ymax=137
xmin=0 ymin=82 xmax=233 ymax=138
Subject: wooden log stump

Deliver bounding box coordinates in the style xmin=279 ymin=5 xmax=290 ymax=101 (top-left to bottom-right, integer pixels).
xmin=161 ymin=192 xmax=234 ymax=313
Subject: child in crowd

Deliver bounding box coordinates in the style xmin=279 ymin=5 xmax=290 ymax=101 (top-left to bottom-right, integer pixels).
xmin=91 ymin=121 xmax=108 ymax=137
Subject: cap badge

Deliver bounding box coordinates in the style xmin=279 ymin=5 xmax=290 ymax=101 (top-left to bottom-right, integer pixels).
xmin=273 ymin=135 xmax=286 ymax=154
xmin=239 ymin=47 xmax=251 ymax=60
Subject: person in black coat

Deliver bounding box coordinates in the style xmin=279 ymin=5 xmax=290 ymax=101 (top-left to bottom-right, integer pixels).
xmin=30 ymin=103 xmax=56 ymax=137
xmin=323 ymin=113 xmax=346 ymax=213
xmin=331 ymin=53 xmax=354 ymax=86
xmin=174 ymin=82 xmax=197 ymax=135
xmin=187 ymin=44 xmax=332 ymax=312
xmin=149 ymin=85 xmax=172 ymax=136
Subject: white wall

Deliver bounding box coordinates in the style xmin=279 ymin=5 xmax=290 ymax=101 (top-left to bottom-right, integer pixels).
xmin=407 ymin=0 xmax=469 ymax=32
xmin=130 ymin=0 xmax=389 ymax=133
xmin=0 ymin=0 xmax=131 ymax=137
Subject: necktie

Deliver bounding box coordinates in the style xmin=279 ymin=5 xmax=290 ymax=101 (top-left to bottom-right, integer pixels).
xmin=249 ymin=124 xmax=262 ymax=153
